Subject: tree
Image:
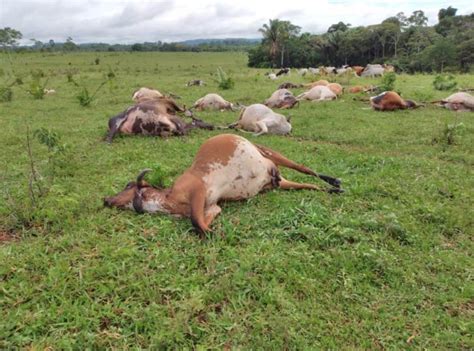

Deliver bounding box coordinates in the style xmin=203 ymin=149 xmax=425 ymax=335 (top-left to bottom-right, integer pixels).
xmin=328 ymin=22 xmax=351 ymax=33
xmin=259 ymin=19 xmax=300 ymax=67
xmin=438 ymin=6 xmax=457 ymax=21
xmin=423 ymin=39 xmax=457 ymax=72
xmin=63 ymin=37 xmax=78 ymax=51
xmin=408 ymin=10 xmax=428 ymax=27
xmin=0 ymin=27 xmax=22 ymax=49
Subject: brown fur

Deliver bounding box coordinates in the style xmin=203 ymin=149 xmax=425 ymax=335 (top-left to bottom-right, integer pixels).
xmin=327 ymin=83 xmax=343 ymax=96
xmin=352 ymin=66 xmax=364 ymax=76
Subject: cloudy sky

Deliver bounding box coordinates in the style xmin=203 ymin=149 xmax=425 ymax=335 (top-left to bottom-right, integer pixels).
xmin=1 ymin=0 xmax=473 ymax=44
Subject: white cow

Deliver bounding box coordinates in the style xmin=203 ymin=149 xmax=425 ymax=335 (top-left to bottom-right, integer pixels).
xmin=193 ymin=93 xmax=234 ymax=111
xmin=132 ymin=87 xmax=164 ymax=103
xmin=361 ymin=64 xmax=384 ymax=77
xmin=268 ymin=73 xmax=277 ymax=80
xmin=264 ymin=89 xmax=298 ymax=109
xmin=230 ymin=104 xmax=292 ymax=136
xmin=297 ymin=86 xmax=337 ymax=102
xmin=437 ymin=92 xmax=474 ymax=112
xmin=298 ymin=68 xmax=309 ymax=76
xmin=308 ymin=67 xmax=320 ymax=75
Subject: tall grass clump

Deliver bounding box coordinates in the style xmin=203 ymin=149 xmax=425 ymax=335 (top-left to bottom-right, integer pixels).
xmin=215 ymin=67 xmax=234 ymax=90
xmin=380 ymin=72 xmax=396 ymax=91
xmin=433 ymin=74 xmax=457 ymax=91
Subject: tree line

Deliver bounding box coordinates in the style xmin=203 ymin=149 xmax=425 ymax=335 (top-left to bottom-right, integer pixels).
xmin=249 ymin=7 xmax=474 ymax=73
xmin=0 ymin=30 xmax=258 ymax=53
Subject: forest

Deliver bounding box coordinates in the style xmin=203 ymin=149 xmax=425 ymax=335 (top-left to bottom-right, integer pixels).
xmin=248 ymin=7 xmax=474 ymax=72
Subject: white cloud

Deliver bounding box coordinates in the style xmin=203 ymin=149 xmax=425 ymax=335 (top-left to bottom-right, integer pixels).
xmin=0 ymin=0 xmax=472 ymax=44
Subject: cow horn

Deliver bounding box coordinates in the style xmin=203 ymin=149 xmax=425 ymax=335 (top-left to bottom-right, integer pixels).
xmin=136 ymin=169 xmax=152 ymax=187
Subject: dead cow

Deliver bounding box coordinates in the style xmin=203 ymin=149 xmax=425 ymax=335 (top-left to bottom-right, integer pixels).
xmin=276 ymin=68 xmax=290 ymax=76
xmin=187 ymin=79 xmax=205 ymax=87
xmin=278 ymin=82 xmax=303 ymax=89
xmin=193 ymin=93 xmax=234 ymax=111
xmin=327 ymin=83 xmax=343 ymax=96
xmin=106 ymin=97 xmax=213 ymax=142
xmin=434 ymin=92 xmax=474 ymax=112
xmin=104 ymin=134 xmax=342 ymax=234
xmin=297 ymin=85 xmax=337 ymax=102
xmin=132 ymin=87 xmax=164 ymax=103
xmin=264 ymin=89 xmax=298 ymax=109
xmin=230 ymin=104 xmax=292 ymax=136
xmin=304 ymin=79 xmax=329 ymax=89
xmin=370 ymin=91 xmax=419 ymax=111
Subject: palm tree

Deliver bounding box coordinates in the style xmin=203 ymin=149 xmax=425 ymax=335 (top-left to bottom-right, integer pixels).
xmin=259 ymin=19 xmax=300 ymax=67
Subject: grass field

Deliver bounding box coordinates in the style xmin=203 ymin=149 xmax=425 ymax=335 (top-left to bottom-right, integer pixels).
xmin=1 ymin=51 xmax=473 ymax=349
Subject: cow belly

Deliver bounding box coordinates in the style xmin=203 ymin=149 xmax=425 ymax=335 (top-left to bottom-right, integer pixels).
xmin=203 ymin=142 xmax=273 ymax=204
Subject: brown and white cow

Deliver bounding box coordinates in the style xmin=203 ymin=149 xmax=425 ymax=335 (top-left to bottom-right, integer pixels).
xmin=104 ymin=134 xmax=342 ymax=234
xmin=264 ymin=89 xmax=299 ymax=109
xmin=370 ymin=91 xmax=419 ymax=111
xmin=434 ymin=92 xmax=474 ymax=112
xmin=193 ymin=93 xmax=234 ymax=111
xmin=229 ymin=104 xmax=292 ymax=136
xmin=106 ymin=97 xmax=213 ymax=142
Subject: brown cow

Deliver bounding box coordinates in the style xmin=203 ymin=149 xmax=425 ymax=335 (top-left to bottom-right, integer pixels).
xmin=370 ymin=91 xmax=419 ymax=111
xmin=104 ymin=134 xmax=342 ymax=234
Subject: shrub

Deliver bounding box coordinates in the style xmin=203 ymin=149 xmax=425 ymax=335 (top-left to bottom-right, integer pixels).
xmin=433 ymin=74 xmax=457 ymax=91
xmin=0 ymin=86 xmax=13 ymax=102
xmin=27 ymin=76 xmax=48 ymax=99
xmin=215 ymin=67 xmax=235 ymax=90
xmin=432 ymin=122 xmax=466 ymax=148
xmin=380 ymin=72 xmax=396 ymax=91
xmin=75 ymin=80 xmax=107 ymax=107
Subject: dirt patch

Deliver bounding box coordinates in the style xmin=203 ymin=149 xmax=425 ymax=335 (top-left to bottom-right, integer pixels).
xmin=0 ymin=230 xmax=18 ymax=244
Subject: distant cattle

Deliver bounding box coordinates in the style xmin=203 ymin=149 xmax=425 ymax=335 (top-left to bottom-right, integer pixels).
xmin=298 ymin=68 xmax=308 ymax=76
xmin=308 ymin=67 xmax=320 ymax=75
xmin=268 ymin=73 xmax=277 ymax=80
xmin=352 ymin=66 xmax=365 ymax=76
xmin=435 ymin=92 xmax=474 ymax=112
xmin=230 ymin=104 xmax=292 ymax=136
xmin=370 ymin=91 xmax=419 ymax=111
xmin=320 ymin=66 xmax=336 ymax=75
xmin=264 ymin=89 xmax=299 ymax=109
xmin=193 ymin=93 xmax=235 ymax=111
xmin=187 ymin=79 xmax=205 ymax=87
xmin=383 ymin=64 xmax=395 ymax=73
xmin=276 ymin=68 xmax=290 ymax=76
xmin=278 ymin=82 xmax=303 ymax=89
xmin=297 ymin=86 xmax=337 ymax=102
xmin=361 ymin=64 xmax=384 ymax=78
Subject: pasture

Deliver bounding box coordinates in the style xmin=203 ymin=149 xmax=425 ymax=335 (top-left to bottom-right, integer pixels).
xmin=0 ymin=52 xmax=473 ymax=349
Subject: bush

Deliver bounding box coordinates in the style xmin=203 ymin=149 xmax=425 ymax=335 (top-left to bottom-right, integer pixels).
xmin=27 ymin=76 xmax=47 ymax=99
xmin=215 ymin=67 xmax=235 ymax=90
xmin=432 ymin=122 xmax=466 ymax=147
xmin=433 ymin=74 xmax=457 ymax=91
xmin=0 ymin=86 xmax=13 ymax=102
xmin=380 ymin=72 xmax=396 ymax=91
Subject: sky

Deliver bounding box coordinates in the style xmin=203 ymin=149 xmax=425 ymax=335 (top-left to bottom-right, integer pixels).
xmin=1 ymin=0 xmax=473 ymax=44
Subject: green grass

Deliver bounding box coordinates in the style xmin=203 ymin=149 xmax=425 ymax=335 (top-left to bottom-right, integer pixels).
xmin=1 ymin=52 xmax=473 ymax=349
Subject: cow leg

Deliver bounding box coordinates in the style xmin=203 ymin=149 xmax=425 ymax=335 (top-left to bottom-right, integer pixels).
xmin=253 ymin=121 xmax=269 ymax=136
xmin=204 ymin=204 xmax=222 ymax=227
xmin=280 ymin=178 xmax=343 ymax=193
xmin=190 ymin=186 xmax=210 ymax=236
xmin=254 ymin=144 xmax=341 ymax=188
xmin=106 ymin=111 xmax=128 ymax=143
